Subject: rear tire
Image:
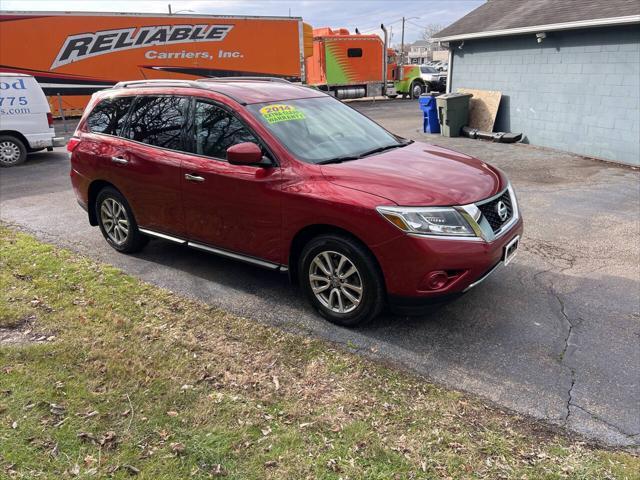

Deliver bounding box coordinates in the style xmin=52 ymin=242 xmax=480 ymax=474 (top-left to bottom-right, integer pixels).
xmin=299 ymin=234 xmax=384 ymax=327
xmin=95 ymin=187 xmax=148 ymax=253
xmin=0 ymin=135 xmax=27 ymax=167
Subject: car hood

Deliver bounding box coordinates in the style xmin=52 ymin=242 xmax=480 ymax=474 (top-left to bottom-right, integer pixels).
xmin=320 ymin=141 xmax=504 ymax=206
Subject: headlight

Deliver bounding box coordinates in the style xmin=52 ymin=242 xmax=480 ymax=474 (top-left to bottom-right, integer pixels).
xmin=376 ymin=205 xmax=478 ymax=237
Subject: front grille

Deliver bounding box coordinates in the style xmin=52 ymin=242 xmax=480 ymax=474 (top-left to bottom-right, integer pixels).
xmin=477 ymin=190 xmax=513 ymax=232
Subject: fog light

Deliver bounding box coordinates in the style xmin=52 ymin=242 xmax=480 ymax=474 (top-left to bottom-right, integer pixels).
xmin=422 ymin=271 xmax=449 ymax=290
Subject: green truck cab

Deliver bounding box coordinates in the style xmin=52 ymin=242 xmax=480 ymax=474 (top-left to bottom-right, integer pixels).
xmin=394 ymin=65 xmax=448 ymax=99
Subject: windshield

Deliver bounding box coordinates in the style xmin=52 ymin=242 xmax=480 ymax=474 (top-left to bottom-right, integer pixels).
xmin=420 ymin=66 xmax=438 ymax=74
xmin=247 ymin=96 xmax=404 ymax=164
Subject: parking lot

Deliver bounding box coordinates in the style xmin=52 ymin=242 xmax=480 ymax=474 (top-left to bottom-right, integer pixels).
xmin=1 ymin=99 xmax=638 ymax=448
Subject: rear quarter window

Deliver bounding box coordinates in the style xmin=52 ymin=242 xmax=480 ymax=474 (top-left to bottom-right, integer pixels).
xmin=86 ymin=96 xmax=134 ymax=136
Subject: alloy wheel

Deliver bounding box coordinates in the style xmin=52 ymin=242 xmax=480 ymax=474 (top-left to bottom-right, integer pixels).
xmin=308 ymin=250 xmax=363 ymax=314
xmin=0 ymin=141 xmax=21 ymax=165
xmin=100 ymin=197 xmax=130 ymax=245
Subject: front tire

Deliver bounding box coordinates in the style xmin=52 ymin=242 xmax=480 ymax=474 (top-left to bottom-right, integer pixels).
xmin=0 ymin=135 xmax=27 ymax=167
xmin=95 ymin=187 xmax=148 ymax=253
xmin=410 ymin=81 xmax=424 ymax=99
xmin=299 ymin=234 xmax=384 ymax=327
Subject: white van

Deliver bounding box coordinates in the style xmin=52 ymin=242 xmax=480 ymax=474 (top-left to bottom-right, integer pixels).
xmin=0 ymin=73 xmax=64 ymax=167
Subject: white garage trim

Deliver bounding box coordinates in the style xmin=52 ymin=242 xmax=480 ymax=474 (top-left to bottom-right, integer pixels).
xmin=433 ymin=15 xmax=640 ymax=42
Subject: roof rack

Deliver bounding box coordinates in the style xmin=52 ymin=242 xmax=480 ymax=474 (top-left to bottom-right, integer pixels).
xmin=196 ymin=76 xmax=291 ymax=84
xmin=110 ymin=79 xmax=249 ymax=105
xmin=113 ymin=79 xmax=206 ymax=89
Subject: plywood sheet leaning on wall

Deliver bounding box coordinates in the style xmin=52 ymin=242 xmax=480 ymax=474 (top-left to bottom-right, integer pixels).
xmin=457 ymin=88 xmax=502 ymax=132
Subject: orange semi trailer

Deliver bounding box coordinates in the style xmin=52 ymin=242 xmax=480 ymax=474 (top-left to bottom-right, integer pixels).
xmin=0 ymin=12 xmax=390 ymax=114
xmin=305 ymin=27 xmax=388 ymax=99
xmin=0 ymin=12 xmax=314 ymax=115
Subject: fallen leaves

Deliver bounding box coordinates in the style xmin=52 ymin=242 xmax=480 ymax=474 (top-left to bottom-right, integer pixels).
xmin=29 ymin=297 xmax=53 ymax=313
xmin=76 ymin=409 xmax=99 ymax=419
xmin=49 ymin=403 xmax=65 ymax=416
xmin=100 ymin=431 xmax=118 ymax=450
xmin=326 ymin=458 xmax=341 ymax=473
xmin=210 ymin=464 xmax=227 ymax=476
xmin=1 ymin=227 xmax=636 ymax=480
xmin=77 ymin=431 xmax=118 ymax=450
xmin=170 ymin=442 xmax=185 ymax=455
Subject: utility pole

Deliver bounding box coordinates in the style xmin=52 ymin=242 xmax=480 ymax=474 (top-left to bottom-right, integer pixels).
xmin=400 ymin=17 xmax=405 ymax=66
xmin=168 ymin=4 xmax=172 ymax=14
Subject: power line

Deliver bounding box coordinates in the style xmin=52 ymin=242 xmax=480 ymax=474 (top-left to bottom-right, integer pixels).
xmin=406 ymin=20 xmax=430 ymax=30
xmin=358 ymin=18 xmax=404 ymax=34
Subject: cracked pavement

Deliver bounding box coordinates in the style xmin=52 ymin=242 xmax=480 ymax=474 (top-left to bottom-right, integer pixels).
xmin=0 ymin=99 xmax=638 ymax=447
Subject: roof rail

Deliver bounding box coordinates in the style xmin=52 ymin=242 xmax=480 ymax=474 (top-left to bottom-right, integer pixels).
xmin=110 ymin=78 xmax=252 ymax=105
xmin=113 ymin=79 xmax=205 ymax=89
xmin=196 ymin=76 xmax=291 ymax=84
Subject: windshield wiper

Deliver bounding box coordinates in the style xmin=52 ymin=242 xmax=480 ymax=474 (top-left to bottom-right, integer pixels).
xmin=317 ymin=155 xmax=361 ymax=165
xmin=317 ymin=141 xmax=412 ymax=165
xmin=355 ymin=140 xmax=412 ymax=158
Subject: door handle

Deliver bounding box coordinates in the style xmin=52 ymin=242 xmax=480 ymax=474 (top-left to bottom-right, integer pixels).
xmin=111 ymin=156 xmax=128 ymax=165
xmin=185 ymin=173 xmax=205 ymax=183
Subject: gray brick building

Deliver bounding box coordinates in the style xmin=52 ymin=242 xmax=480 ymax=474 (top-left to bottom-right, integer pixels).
xmin=434 ymin=0 xmax=640 ymax=166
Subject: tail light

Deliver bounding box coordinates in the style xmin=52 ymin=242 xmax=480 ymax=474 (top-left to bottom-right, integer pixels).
xmin=66 ymin=137 xmax=81 ymax=152
xmin=47 ymin=112 xmax=54 ymax=128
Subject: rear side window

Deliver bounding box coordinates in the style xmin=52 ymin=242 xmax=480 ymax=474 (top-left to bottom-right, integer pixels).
xmin=347 ymin=48 xmax=363 ymax=58
xmin=86 ymin=96 xmax=134 ymax=136
xmin=193 ymin=101 xmax=258 ymax=159
xmin=125 ymin=96 xmax=188 ymax=150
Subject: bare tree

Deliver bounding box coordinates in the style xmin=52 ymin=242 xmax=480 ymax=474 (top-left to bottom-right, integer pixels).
xmin=422 ymin=23 xmax=445 ymax=50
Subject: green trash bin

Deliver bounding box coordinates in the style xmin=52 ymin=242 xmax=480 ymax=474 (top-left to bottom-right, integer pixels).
xmin=436 ymin=92 xmax=473 ymax=137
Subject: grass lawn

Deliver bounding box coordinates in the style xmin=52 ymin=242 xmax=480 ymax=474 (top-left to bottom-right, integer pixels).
xmin=0 ymin=226 xmax=638 ymax=479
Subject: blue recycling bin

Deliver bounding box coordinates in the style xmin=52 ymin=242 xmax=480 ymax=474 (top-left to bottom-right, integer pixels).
xmin=419 ymin=94 xmax=440 ymax=134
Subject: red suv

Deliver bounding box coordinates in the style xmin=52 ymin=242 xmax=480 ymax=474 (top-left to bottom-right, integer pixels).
xmin=69 ymin=78 xmax=522 ymax=326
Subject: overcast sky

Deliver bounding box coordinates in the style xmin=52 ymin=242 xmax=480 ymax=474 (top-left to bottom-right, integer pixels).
xmin=1 ymin=0 xmax=483 ymax=43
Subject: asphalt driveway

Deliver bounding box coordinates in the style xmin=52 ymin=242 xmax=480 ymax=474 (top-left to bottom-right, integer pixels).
xmin=1 ymin=99 xmax=638 ymax=447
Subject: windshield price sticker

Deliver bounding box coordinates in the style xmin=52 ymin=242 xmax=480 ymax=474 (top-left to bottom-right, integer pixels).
xmin=260 ymin=104 xmax=305 ymax=124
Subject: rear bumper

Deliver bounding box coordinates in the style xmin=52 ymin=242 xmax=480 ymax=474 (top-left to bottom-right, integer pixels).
xmin=52 ymin=137 xmax=66 ymax=147
xmin=70 ymin=167 xmax=90 ymax=211
xmin=25 ymin=131 xmax=60 ymax=149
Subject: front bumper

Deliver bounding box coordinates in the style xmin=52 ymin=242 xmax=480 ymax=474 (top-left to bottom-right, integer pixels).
xmin=382 ymin=219 xmax=523 ymax=315
xmin=375 ymin=215 xmax=522 ymax=291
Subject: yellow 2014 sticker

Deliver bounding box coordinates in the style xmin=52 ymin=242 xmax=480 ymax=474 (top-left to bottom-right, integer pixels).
xmin=259 ymin=104 xmax=305 ymax=124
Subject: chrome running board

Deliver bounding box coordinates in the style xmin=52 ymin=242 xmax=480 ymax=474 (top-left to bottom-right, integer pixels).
xmin=139 ymin=227 xmax=287 ymax=272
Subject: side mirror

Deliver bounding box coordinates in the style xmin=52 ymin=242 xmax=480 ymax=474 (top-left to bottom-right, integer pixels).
xmin=227 ymin=142 xmax=264 ymax=166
